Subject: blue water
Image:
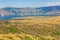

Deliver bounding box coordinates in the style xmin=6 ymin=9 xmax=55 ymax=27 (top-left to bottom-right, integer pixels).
xmin=0 ymin=14 xmax=59 ymax=20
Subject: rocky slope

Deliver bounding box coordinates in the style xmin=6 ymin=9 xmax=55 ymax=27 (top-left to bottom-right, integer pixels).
xmin=0 ymin=6 xmax=60 ymax=19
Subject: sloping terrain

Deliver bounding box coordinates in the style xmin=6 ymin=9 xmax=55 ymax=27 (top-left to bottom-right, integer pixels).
xmin=0 ymin=6 xmax=60 ymax=20
xmin=0 ymin=6 xmax=60 ymax=18
xmin=3 ymin=6 xmax=60 ymax=16
xmin=0 ymin=16 xmax=60 ymax=40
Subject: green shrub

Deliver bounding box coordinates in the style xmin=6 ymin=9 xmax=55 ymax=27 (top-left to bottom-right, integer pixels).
xmin=9 ymin=27 xmax=19 ymax=33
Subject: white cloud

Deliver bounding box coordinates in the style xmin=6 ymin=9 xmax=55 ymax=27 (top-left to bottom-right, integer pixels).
xmin=46 ymin=2 xmax=60 ymax=6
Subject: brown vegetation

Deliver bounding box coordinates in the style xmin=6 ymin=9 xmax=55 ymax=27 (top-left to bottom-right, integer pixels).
xmin=0 ymin=16 xmax=60 ymax=40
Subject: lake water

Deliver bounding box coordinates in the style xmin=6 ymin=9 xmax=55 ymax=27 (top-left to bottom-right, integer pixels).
xmin=0 ymin=14 xmax=59 ymax=20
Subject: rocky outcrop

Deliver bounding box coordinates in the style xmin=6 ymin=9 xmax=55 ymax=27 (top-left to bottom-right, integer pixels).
xmin=0 ymin=6 xmax=60 ymax=19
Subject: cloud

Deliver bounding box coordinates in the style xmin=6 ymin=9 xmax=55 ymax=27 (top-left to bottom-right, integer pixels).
xmin=46 ymin=2 xmax=60 ymax=6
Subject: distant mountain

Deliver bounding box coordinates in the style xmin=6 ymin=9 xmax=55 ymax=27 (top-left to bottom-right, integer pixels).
xmin=0 ymin=6 xmax=60 ymax=19
xmin=0 ymin=9 xmax=14 ymax=20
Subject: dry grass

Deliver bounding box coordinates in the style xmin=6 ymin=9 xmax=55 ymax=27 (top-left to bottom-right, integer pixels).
xmin=0 ymin=33 xmax=55 ymax=40
xmin=0 ymin=16 xmax=60 ymax=40
xmin=10 ymin=16 xmax=60 ymax=24
xmin=0 ymin=33 xmax=40 ymax=40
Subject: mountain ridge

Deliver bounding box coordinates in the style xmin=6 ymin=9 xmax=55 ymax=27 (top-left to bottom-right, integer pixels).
xmin=0 ymin=6 xmax=60 ymax=19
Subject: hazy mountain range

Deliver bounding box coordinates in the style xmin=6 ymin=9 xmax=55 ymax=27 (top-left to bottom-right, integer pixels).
xmin=0 ymin=6 xmax=60 ymax=19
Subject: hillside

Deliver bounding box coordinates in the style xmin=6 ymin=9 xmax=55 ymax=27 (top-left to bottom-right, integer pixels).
xmin=3 ymin=6 xmax=60 ymax=16
xmin=0 ymin=6 xmax=60 ymax=19
xmin=0 ymin=16 xmax=60 ymax=40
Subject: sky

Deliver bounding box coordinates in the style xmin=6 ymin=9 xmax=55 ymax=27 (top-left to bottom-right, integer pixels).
xmin=0 ymin=0 xmax=60 ymax=8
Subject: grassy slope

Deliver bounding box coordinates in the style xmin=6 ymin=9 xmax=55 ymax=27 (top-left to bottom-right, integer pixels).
xmin=0 ymin=16 xmax=60 ymax=40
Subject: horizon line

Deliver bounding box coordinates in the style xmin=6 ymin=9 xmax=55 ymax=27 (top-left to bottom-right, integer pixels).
xmin=0 ymin=5 xmax=60 ymax=8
